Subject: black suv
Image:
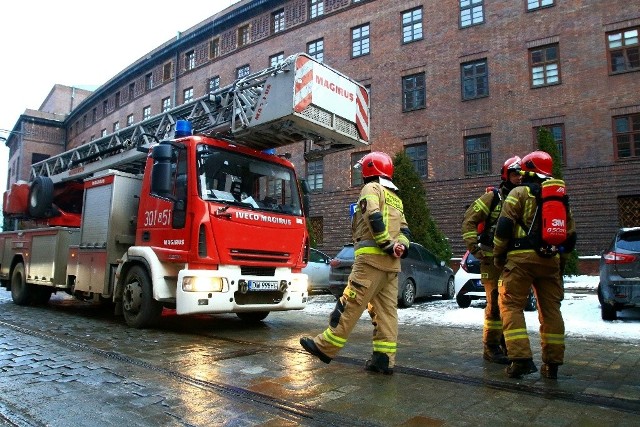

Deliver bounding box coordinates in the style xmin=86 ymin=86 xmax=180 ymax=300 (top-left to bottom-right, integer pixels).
xmin=598 ymin=227 xmax=640 ymax=320
xmin=328 ymin=242 xmax=455 ymax=307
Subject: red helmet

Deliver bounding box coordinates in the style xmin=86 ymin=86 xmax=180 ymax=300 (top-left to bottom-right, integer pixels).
xmin=500 ymin=156 xmax=521 ymax=181
xmin=521 ymin=151 xmax=553 ymax=178
xmin=357 ymin=152 xmax=394 ymax=179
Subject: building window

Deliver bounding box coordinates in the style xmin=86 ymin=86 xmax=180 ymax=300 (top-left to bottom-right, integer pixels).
xmin=83 ymin=114 xmax=88 ymax=129
xmin=527 ymin=0 xmax=554 ymax=11
xmin=238 ymin=25 xmax=250 ymax=47
xmin=530 ymin=44 xmax=560 ymax=87
xmin=31 ymin=153 xmax=49 ymax=165
xmin=607 ymin=27 xmax=639 ymax=74
xmin=209 ymin=38 xmax=220 ymax=59
xmin=185 ymin=50 xmax=196 ymax=71
xmin=402 ymin=7 xmax=423 ymax=44
xmin=128 ymin=83 xmax=135 ymax=100
xmin=113 ymin=122 xmax=120 ymax=132
xmin=101 ymin=129 xmax=107 ymax=137
xmin=464 ymin=134 xmax=491 ymax=175
xmin=613 ymin=113 xmax=640 ymax=159
xmin=310 ymin=0 xmax=324 ymax=19
xmin=127 ymin=114 xmax=134 ymax=126
xmin=460 ymin=0 xmax=484 ymax=28
xmin=145 ymin=73 xmax=153 ymax=91
xmin=351 ymin=152 xmax=366 ymax=187
xmin=402 ymin=73 xmax=426 ymax=112
xmin=307 ymin=38 xmax=324 ymax=62
xmin=618 ymin=196 xmax=640 ymax=227
xmin=115 ymin=92 xmax=121 ymax=108
xmin=352 ymin=24 xmax=370 ymax=58
xmin=272 ymin=9 xmax=285 ymax=33
xmin=92 ymin=108 xmax=97 ymax=123
xmin=102 ymin=100 xmax=108 ymax=116
xmin=209 ymin=76 xmax=220 ymax=93
xmin=534 ymin=124 xmax=565 ymax=164
xmin=405 ymin=144 xmax=428 ymax=178
xmin=162 ymin=97 xmax=172 ymax=112
xmin=461 ymin=59 xmax=488 ymax=100
xmin=163 ymin=62 xmax=172 ymax=81
xmin=270 ymin=52 xmax=285 ymax=67
xmin=142 ymin=106 xmax=151 ymax=120
xmin=183 ymin=87 xmax=193 ymax=104
xmin=237 ymin=64 xmax=250 ymax=79
xmin=307 ymin=159 xmax=324 ymax=191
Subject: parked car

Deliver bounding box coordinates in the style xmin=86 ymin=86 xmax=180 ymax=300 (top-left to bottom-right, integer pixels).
xmin=303 ymin=248 xmax=332 ymax=294
xmin=598 ymin=227 xmax=640 ymax=321
xmin=328 ymin=242 xmax=455 ymax=307
xmin=454 ymin=250 xmax=537 ymax=311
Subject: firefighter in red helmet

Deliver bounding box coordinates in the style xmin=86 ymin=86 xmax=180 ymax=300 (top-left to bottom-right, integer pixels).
xmin=300 ymin=151 xmax=411 ymax=374
xmin=461 ymin=155 xmax=522 ymax=364
xmin=493 ymin=150 xmax=577 ymax=379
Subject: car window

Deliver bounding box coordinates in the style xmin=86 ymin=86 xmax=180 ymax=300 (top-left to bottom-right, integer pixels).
xmin=618 ymin=230 xmax=640 ymax=251
xmin=417 ymin=245 xmax=438 ymax=267
xmin=336 ymin=245 xmax=354 ymax=259
xmin=407 ymin=245 xmax=422 ymax=261
xmin=309 ymin=249 xmax=326 ymax=263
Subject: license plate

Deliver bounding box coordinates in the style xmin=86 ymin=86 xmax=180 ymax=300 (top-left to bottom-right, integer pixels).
xmin=248 ymin=280 xmax=279 ymax=291
xmin=472 ymin=279 xmax=484 ymax=290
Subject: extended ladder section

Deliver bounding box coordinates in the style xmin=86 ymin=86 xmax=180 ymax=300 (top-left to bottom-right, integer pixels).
xmin=30 ymin=53 xmax=370 ymax=184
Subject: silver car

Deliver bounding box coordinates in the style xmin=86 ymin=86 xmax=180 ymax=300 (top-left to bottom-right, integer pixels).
xmin=303 ymin=248 xmax=332 ymax=294
xmin=598 ymin=227 xmax=640 ymax=321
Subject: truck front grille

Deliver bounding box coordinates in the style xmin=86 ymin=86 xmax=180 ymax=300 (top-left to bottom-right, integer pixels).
xmin=229 ymin=248 xmax=290 ymax=264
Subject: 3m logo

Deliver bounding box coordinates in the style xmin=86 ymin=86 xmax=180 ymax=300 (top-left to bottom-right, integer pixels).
xmin=552 ymin=219 xmax=565 ymax=227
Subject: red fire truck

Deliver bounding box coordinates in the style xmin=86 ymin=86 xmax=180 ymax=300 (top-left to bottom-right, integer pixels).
xmin=0 ymin=53 xmax=370 ymax=328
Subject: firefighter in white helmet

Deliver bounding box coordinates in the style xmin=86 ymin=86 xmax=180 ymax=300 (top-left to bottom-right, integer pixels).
xmin=461 ymin=156 xmax=522 ymax=364
xmin=300 ymin=151 xmax=411 ymax=374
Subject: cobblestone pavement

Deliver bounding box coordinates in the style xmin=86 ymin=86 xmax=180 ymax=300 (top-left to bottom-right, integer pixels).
xmin=0 ymin=291 xmax=639 ymax=426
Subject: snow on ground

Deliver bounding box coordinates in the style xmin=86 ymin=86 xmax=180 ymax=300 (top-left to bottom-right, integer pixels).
xmin=305 ymin=275 xmax=640 ymax=343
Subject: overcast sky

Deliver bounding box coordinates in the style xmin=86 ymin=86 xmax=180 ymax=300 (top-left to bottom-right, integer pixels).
xmin=0 ymin=0 xmax=241 ymax=185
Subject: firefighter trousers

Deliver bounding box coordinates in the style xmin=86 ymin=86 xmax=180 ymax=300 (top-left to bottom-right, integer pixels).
xmin=498 ymin=252 xmax=565 ymax=364
xmin=481 ymin=257 xmax=503 ymax=347
xmin=311 ymin=260 xmax=399 ymax=366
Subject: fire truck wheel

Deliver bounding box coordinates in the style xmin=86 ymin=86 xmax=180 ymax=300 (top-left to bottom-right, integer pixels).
xmin=10 ymin=263 xmax=31 ymax=306
xmin=236 ymin=311 xmax=270 ymax=322
xmin=28 ymin=176 xmax=54 ymax=218
xmin=122 ymin=265 xmax=163 ymax=328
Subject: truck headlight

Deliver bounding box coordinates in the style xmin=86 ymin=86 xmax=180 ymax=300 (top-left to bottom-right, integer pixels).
xmin=182 ymin=276 xmax=228 ymax=292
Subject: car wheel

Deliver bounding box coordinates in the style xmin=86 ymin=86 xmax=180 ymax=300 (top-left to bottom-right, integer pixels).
xmin=442 ymin=276 xmax=455 ymax=300
xmin=399 ymin=279 xmax=416 ymax=308
xmin=601 ymin=302 xmax=617 ymax=321
xmin=524 ymin=290 xmax=537 ymax=312
xmin=597 ymin=284 xmax=604 ymax=306
xmin=456 ymin=293 xmax=472 ymax=308
xmin=237 ymin=311 xmax=270 ymax=322
xmin=122 ymin=265 xmax=163 ymax=329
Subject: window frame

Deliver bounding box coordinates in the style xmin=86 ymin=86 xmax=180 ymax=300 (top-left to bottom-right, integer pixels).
xmin=402 ymin=7 xmax=423 ymax=44
xmin=145 ymin=73 xmax=153 ymax=91
xmin=460 ymin=0 xmax=484 ymax=28
xmin=464 ymin=134 xmax=492 ymax=176
xmin=183 ymin=87 xmax=194 ymax=104
xmin=272 ymin=9 xmax=285 ymax=34
xmin=606 ymin=27 xmax=640 ymax=74
xmin=162 ymin=97 xmax=172 ymax=112
xmin=142 ymin=106 xmax=151 ymax=121
xmin=185 ymin=50 xmax=196 ymax=71
xmin=351 ymin=152 xmax=367 ymax=187
xmin=238 ymin=25 xmax=250 ymax=48
xmin=529 ymin=43 xmax=561 ymax=87
xmin=534 ymin=124 xmax=566 ymax=165
xmin=307 ymin=38 xmax=324 ymax=62
xmin=461 ymin=58 xmax=489 ymax=100
xmin=209 ymin=75 xmax=220 ymax=93
xmin=209 ymin=38 xmax=220 ymax=59
xmin=351 ymin=23 xmax=370 ymax=58
xmin=613 ymin=113 xmax=640 ymax=160
xmin=405 ymin=143 xmax=428 ymax=178
xmin=269 ymin=52 xmax=285 ymax=67
xmin=402 ymin=72 xmax=426 ymax=112
xmin=236 ymin=64 xmax=250 ymax=79
xmin=126 ymin=114 xmax=134 ymax=126
xmin=310 ymin=0 xmax=324 ymax=19
xmin=306 ymin=159 xmax=324 ymax=192
xmin=526 ymin=0 xmax=554 ymax=11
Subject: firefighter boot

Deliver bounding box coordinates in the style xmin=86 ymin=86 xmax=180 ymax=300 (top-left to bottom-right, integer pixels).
xmin=299 ymin=337 xmax=332 ymax=364
xmin=365 ymin=351 xmax=394 ymax=375
xmin=505 ymin=359 xmax=538 ymax=378
xmin=483 ymin=344 xmax=509 ymax=364
xmin=541 ymin=363 xmax=559 ymax=379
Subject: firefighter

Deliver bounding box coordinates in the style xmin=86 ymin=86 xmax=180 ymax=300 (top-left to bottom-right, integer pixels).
xmin=493 ymin=151 xmax=577 ymax=379
xmin=300 ymin=151 xmax=411 ymax=375
xmin=461 ymin=156 xmax=522 ymax=364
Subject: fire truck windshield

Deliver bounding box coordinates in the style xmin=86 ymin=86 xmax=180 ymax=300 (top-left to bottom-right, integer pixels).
xmin=196 ymin=145 xmax=302 ymax=216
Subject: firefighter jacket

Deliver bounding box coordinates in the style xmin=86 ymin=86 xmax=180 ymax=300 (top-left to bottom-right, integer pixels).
xmin=492 ymin=184 xmax=576 ymax=260
xmin=461 ymin=187 xmax=506 ymax=257
xmin=352 ymin=180 xmax=410 ymax=272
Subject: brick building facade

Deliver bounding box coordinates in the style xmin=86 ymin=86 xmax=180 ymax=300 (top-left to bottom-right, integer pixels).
xmin=6 ymin=0 xmax=640 ymax=257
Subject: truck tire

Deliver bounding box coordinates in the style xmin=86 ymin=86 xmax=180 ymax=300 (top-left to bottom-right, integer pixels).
xmin=456 ymin=293 xmax=472 ymax=308
xmin=28 ymin=176 xmax=54 ymax=218
xmin=10 ymin=263 xmax=31 ymax=305
xmin=122 ymin=265 xmax=163 ymax=328
xmin=236 ymin=311 xmax=270 ymax=322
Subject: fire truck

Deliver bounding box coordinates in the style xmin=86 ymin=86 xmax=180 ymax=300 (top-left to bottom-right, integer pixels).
xmin=0 ymin=53 xmax=370 ymax=328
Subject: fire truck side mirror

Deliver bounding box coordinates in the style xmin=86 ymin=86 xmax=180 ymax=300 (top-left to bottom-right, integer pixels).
xmin=298 ymin=178 xmax=310 ymax=218
xmin=150 ymin=144 xmax=174 ymax=197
